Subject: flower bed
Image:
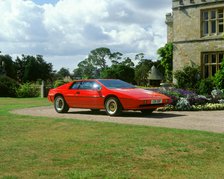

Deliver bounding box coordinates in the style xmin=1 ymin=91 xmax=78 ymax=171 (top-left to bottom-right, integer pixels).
xmin=158 ymin=103 xmax=224 ymax=111
xmin=151 ymin=88 xmax=224 ymax=111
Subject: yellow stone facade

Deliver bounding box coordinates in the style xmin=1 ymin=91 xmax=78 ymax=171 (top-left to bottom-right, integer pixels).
xmin=166 ymin=0 xmax=224 ymax=79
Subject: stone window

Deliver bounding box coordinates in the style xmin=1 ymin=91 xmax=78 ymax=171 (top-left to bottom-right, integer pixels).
xmin=179 ymin=0 xmax=184 ymax=5
xmin=201 ymin=8 xmax=224 ymax=36
xmin=202 ymin=52 xmax=224 ymax=78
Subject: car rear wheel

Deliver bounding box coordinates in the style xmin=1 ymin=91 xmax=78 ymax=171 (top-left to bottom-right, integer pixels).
xmin=105 ymin=97 xmax=122 ymax=116
xmin=54 ymin=95 xmax=69 ymax=113
xmin=141 ymin=109 xmax=154 ymax=115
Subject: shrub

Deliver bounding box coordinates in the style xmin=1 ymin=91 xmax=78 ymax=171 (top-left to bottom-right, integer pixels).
xmin=187 ymin=95 xmax=209 ymax=106
xmin=176 ymin=98 xmax=192 ymax=111
xmin=192 ymin=103 xmax=224 ymax=111
xmin=156 ymin=87 xmax=224 ymax=111
xmin=214 ymin=60 xmax=224 ymax=90
xmin=157 ymin=88 xmax=197 ymax=106
xmin=53 ymin=77 xmax=73 ymax=88
xmin=210 ymin=89 xmax=224 ymax=104
xmin=16 ymin=83 xmax=40 ymax=97
xmin=211 ymin=89 xmax=223 ymax=99
xmin=196 ymin=78 xmax=215 ymax=95
xmin=174 ymin=65 xmax=200 ymax=90
xmin=155 ymin=87 xmax=209 ymax=108
xmin=53 ymin=80 xmax=67 ymax=88
xmin=0 ymin=76 xmax=18 ymax=97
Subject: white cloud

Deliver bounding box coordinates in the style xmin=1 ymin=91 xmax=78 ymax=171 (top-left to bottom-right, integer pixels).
xmin=0 ymin=0 xmax=171 ymax=70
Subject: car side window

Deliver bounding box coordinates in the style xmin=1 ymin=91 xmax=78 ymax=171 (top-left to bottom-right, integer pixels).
xmin=70 ymin=82 xmax=81 ymax=89
xmin=78 ymin=81 xmax=101 ymax=90
xmin=79 ymin=81 xmax=94 ymax=89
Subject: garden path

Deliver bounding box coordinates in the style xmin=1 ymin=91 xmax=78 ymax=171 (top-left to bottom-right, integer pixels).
xmin=12 ymin=107 xmax=224 ymax=133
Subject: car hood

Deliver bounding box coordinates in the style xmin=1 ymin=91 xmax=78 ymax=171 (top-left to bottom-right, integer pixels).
xmin=110 ymin=88 xmax=169 ymax=99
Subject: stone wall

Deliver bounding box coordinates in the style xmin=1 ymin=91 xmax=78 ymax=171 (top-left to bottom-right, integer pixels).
xmin=172 ymin=2 xmax=224 ymax=41
xmin=166 ymin=13 xmax=173 ymax=42
xmin=173 ymin=39 xmax=224 ymax=70
xmin=172 ymin=0 xmax=224 ymax=9
xmin=167 ymin=0 xmax=224 ymax=75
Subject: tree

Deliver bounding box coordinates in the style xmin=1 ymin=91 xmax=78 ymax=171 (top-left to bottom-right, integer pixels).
xmin=100 ymin=67 xmax=117 ymax=79
xmin=134 ymin=53 xmax=154 ymax=86
xmin=0 ymin=54 xmax=17 ymax=79
xmin=87 ymin=47 xmax=112 ymax=69
xmin=135 ymin=53 xmax=145 ymax=61
xmin=15 ymin=56 xmax=26 ymax=83
xmin=36 ymin=55 xmax=53 ymax=81
xmin=120 ymin=57 xmax=135 ymax=68
xmin=110 ymin=52 xmax=123 ymax=65
xmin=57 ymin=67 xmax=70 ymax=79
xmin=115 ymin=65 xmax=135 ymax=83
xmin=100 ymin=64 xmax=135 ymax=83
xmin=23 ymin=56 xmax=39 ymax=82
xmin=76 ymin=58 xmax=97 ymax=79
xmin=157 ymin=43 xmax=173 ymax=82
xmin=15 ymin=55 xmax=53 ymax=83
xmin=73 ymin=68 xmax=83 ymax=79
xmin=73 ymin=47 xmax=126 ymax=79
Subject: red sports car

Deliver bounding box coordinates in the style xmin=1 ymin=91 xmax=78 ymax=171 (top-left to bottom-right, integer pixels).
xmin=48 ymin=79 xmax=171 ymax=116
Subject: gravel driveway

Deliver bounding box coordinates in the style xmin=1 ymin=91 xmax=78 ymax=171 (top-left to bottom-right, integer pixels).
xmin=12 ymin=106 xmax=224 ymax=133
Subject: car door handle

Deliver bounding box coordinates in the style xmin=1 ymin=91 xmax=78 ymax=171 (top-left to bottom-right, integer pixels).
xmin=76 ymin=92 xmax=80 ymax=94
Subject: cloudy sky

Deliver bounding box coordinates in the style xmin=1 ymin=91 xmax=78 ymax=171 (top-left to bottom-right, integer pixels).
xmin=0 ymin=0 xmax=172 ymax=72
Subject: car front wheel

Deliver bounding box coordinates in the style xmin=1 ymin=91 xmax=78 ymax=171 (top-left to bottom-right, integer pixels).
xmin=54 ymin=95 xmax=69 ymax=113
xmin=105 ymin=97 xmax=122 ymax=116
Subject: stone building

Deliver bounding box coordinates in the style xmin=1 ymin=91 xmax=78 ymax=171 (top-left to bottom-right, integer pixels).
xmin=166 ymin=0 xmax=224 ymax=79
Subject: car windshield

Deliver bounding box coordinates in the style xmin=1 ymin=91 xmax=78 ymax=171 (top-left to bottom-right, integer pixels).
xmin=98 ymin=79 xmax=135 ymax=89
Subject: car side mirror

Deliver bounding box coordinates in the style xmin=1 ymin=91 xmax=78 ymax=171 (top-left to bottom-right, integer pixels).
xmin=93 ymin=84 xmax=102 ymax=91
xmin=96 ymin=86 xmax=102 ymax=91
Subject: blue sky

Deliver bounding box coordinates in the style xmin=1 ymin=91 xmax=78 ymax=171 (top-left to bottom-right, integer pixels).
xmin=0 ymin=0 xmax=172 ymax=72
xmin=32 ymin=0 xmax=59 ymax=5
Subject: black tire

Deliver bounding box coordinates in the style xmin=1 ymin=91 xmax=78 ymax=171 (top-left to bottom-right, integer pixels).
xmin=54 ymin=95 xmax=69 ymax=113
xmin=141 ymin=109 xmax=154 ymax=115
xmin=105 ymin=97 xmax=122 ymax=116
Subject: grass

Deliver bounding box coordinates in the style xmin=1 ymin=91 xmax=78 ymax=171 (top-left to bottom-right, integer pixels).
xmin=0 ymin=98 xmax=224 ymax=178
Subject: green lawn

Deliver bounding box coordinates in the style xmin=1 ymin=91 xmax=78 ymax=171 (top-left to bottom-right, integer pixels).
xmin=0 ymin=98 xmax=224 ymax=179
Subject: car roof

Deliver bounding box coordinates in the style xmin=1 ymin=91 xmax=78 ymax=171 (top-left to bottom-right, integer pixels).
xmin=73 ymin=79 xmax=119 ymax=82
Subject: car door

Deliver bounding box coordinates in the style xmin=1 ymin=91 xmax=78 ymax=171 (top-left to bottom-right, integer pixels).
xmin=76 ymin=81 xmax=103 ymax=108
xmin=64 ymin=81 xmax=82 ymax=107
